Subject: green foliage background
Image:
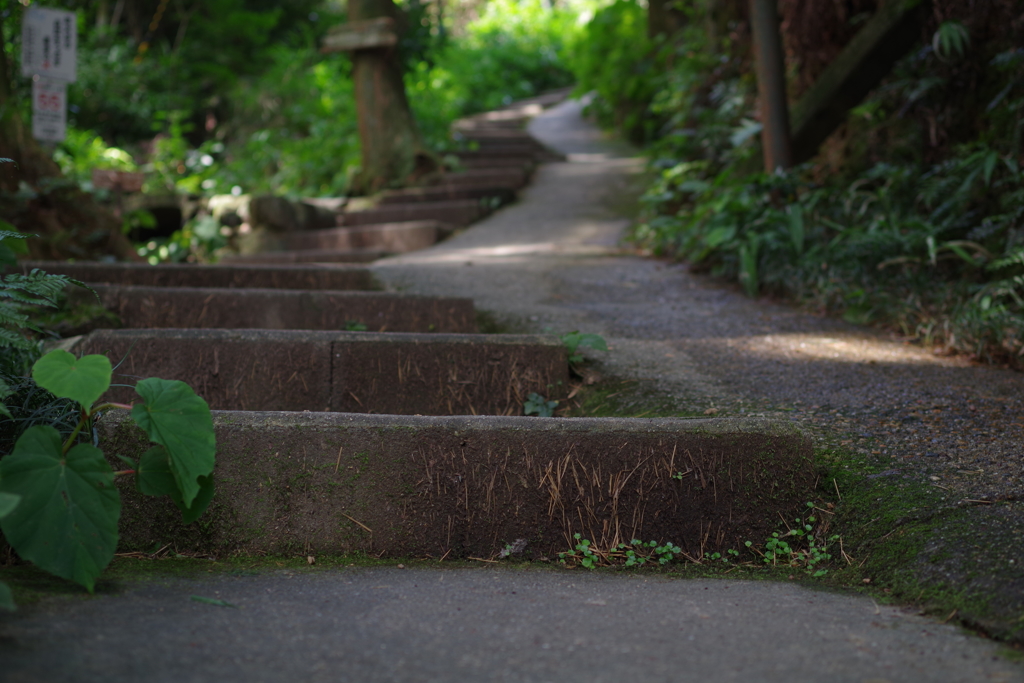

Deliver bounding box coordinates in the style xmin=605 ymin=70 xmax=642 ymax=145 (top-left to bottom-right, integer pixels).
xmin=576 ymin=0 xmax=1024 ymax=367
xmin=36 ymin=0 xmax=582 ymax=200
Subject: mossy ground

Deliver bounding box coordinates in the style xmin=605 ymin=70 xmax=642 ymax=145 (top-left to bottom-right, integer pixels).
xmin=565 ymin=376 xmax=1024 ymax=648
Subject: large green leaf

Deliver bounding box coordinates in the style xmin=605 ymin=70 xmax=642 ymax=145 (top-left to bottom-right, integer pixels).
xmin=132 ymin=378 xmax=215 ymax=508
xmin=0 ymin=491 xmax=20 ymax=518
xmin=0 ymin=426 xmax=120 ymax=592
xmin=137 ymin=446 xmax=215 ymax=524
xmin=32 ymin=351 xmax=112 ymax=412
xmin=0 ymin=376 xmax=12 ymax=419
xmin=0 ymin=492 xmax=17 ymax=612
xmin=0 ymin=581 xmax=13 ymax=612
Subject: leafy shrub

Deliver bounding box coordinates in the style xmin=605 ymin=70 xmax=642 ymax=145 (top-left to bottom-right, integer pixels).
xmin=570 ymin=0 xmax=662 ymax=143
xmin=409 ymin=0 xmax=578 ymax=150
xmin=611 ymin=4 xmax=1024 ymax=368
xmin=0 ymin=230 xmax=216 ymax=604
xmin=0 ymin=351 xmax=216 ymax=603
xmin=0 ymin=229 xmax=86 ymax=372
xmin=212 ymin=47 xmax=361 ymax=197
xmin=632 ymin=143 xmax=1024 ymax=366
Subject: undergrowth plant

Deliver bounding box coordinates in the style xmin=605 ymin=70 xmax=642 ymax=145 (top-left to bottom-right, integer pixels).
xmin=744 ymin=503 xmax=840 ymax=577
xmin=0 ymin=228 xmax=92 ymax=379
xmin=556 ymin=503 xmax=840 ymax=576
xmin=587 ymin=1 xmax=1024 ymax=368
xmin=0 ymin=350 xmax=216 ymax=605
xmin=561 ymin=331 xmax=608 ymax=364
xmin=558 ymin=534 xmax=683 ymax=569
xmin=523 ymin=392 xmax=558 ymax=417
xmin=632 ymin=146 xmax=1024 ymax=365
xmin=0 ymin=490 xmax=18 ymax=610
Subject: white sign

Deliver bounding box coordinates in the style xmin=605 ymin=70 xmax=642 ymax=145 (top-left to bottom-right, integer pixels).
xmin=21 ymin=7 xmax=77 ymax=83
xmin=32 ymin=78 xmax=67 ymax=142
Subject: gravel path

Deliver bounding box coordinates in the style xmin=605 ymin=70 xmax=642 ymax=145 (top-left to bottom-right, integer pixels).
xmin=374 ymin=98 xmax=1024 ymax=503
xmin=373 ymin=98 xmax=1024 ymax=642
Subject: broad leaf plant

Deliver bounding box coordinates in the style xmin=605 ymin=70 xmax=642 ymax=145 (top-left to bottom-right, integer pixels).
xmin=1 ymin=350 xmax=216 ymax=600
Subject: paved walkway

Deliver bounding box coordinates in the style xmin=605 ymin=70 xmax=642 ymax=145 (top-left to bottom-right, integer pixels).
xmin=2 ymin=100 xmax=1022 ymax=682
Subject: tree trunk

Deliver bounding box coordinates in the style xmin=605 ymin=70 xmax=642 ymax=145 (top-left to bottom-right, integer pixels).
xmin=750 ymin=0 xmax=792 ymax=172
xmin=0 ymin=12 xmax=139 ymax=261
xmin=348 ymin=0 xmax=437 ymax=195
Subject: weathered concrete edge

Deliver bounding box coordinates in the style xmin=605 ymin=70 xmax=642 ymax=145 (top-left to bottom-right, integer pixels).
xmin=202 ymin=411 xmax=804 ymax=436
xmin=102 ymin=412 xmax=815 ymax=559
xmin=71 ymin=328 xmax=565 ymax=348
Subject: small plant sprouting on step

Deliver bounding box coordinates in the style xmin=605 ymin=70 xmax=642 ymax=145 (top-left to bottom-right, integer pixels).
xmin=498 ymin=538 xmax=528 ymax=559
xmin=559 ymin=533 xmax=602 ymax=569
xmin=560 ymin=331 xmax=608 ymax=364
xmin=0 ymin=350 xmax=216 ymax=608
xmin=344 ymin=320 xmax=368 ymax=332
xmin=745 ymin=502 xmax=840 ymax=577
xmin=558 ymin=534 xmax=682 ymax=569
xmin=555 ymin=503 xmax=841 ymax=576
xmin=523 ymin=392 xmax=558 ymax=417
xmin=706 ymin=548 xmax=742 ymax=564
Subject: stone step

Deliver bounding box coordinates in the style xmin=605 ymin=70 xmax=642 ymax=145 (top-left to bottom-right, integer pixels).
xmin=338 ymin=200 xmax=482 ymax=228
xmin=104 ymin=413 xmax=814 ymax=559
xmin=78 ymin=284 xmax=476 ymax=333
xmin=283 ymin=220 xmax=448 ymax=253
xmin=459 ymin=137 xmax=553 ymax=154
xmin=455 ymin=147 xmax=564 ymax=163
xmin=422 ymin=168 xmax=529 ymax=191
xmin=452 ymin=154 xmax=536 ymax=170
xmin=377 ymin=185 xmax=515 ymax=206
xmin=219 ymin=249 xmax=389 ymax=265
xmin=13 ymin=260 xmax=376 ymax=291
xmin=450 ymin=88 xmax=572 ymax=133
xmin=459 ymin=130 xmax=546 ymax=144
xmin=452 ymin=117 xmax=528 ymax=131
xmin=72 ymin=329 xmax=567 ymax=415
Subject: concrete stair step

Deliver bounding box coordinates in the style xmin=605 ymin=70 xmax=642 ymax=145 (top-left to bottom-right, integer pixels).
xmin=452 ymin=155 xmax=536 ymax=170
xmin=421 ymin=168 xmax=529 ymax=191
xmin=78 ymin=284 xmax=476 ymax=333
xmin=283 ymin=220 xmax=448 ymax=253
xmin=338 ymin=200 xmax=482 ymax=228
xmin=219 ymin=249 xmax=389 ymax=265
xmin=377 ymin=185 xmax=515 ymax=206
xmin=455 ymin=147 xmax=564 ymax=164
xmin=72 ymin=329 xmax=567 ymax=415
xmin=13 ymin=260 xmax=376 ymax=291
xmin=104 ymin=412 xmax=814 ymax=560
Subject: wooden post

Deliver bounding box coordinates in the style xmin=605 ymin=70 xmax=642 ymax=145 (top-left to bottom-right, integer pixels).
xmin=322 ymin=0 xmax=437 ymax=195
xmin=749 ymin=0 xmax=791 ymax=172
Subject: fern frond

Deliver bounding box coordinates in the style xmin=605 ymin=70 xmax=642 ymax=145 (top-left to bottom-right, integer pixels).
xmin=988 ymin=247 xmax=1024 ymax=271
xmin=0 ymin=300 xmax=31 ymax=325
xmin=0 ymin=229 xmax=33 ymax=242
xmin=0 ymin=327 xmax=35 ymax=351
xmin=0 ymin=271 xmax=74 ymax=308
